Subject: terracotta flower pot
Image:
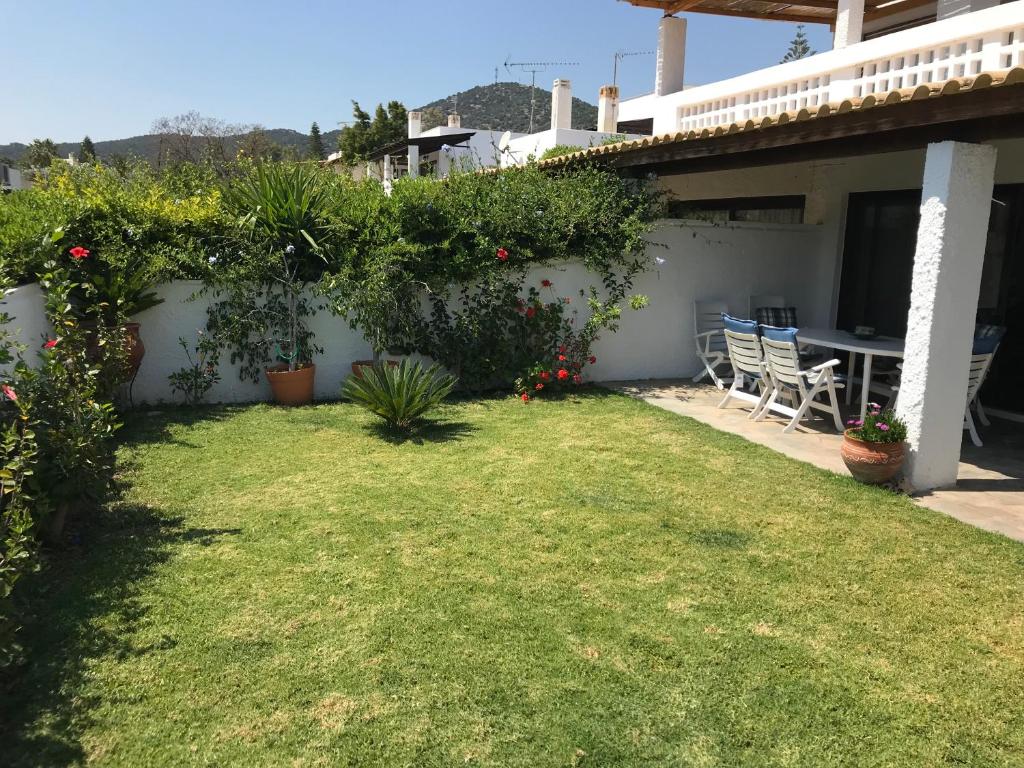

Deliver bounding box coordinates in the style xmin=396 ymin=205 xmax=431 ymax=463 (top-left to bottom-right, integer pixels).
xmin=266 ymin=363 xmax=315 ymax=406
xmin=350 ymin=359 xmax=399 ymax=379
xmin=841 ymin=430 xmax=906 ymax=484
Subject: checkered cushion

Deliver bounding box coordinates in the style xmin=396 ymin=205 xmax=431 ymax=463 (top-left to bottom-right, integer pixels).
xmin=755 ymin=306 xmax=799 ymax=328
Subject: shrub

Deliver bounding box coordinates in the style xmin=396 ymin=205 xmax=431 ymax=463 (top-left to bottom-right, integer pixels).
xmin=539 ymin=145 xmax=585 ymax=161
xmin=846 ymin=403 xmax=908 ymax=443
xmin=341 ymin=360 xmax=457 ymax=430
xmin=168 ymin=332 xmax=221 ymax=405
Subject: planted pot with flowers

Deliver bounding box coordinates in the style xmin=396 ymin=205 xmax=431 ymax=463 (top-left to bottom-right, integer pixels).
xmin=840 ymin=403 xmax=908 ymax=484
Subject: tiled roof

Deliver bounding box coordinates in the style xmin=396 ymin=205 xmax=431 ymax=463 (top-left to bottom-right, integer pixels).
xmin=538 ymin=68 xmax=1024 ymax=168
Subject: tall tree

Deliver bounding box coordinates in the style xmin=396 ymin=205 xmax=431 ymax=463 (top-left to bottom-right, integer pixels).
xmin=308 ymin=122 xmax=326 ymax=161
xmin=151 ymin=111 xmax=243 ymax=169
xmin=781 ymin=25 xmax=815 ymax=63
xmin=336 ymin=100 xmax=407 ymax=164
xmin=24 ymin=138 xmax=60 ymax=168
xmin=78 ymin=135 xmax=97 ymax=163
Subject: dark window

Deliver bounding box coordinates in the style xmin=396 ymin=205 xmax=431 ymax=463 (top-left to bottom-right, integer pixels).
xmin=668 ymin=195 xmax=805 ymax=225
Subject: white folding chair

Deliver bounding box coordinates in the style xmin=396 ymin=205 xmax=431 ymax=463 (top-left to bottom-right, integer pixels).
xmin=758 ymin=332 xmax=845 ymax=433
xmin=719 ymin=322 xmax=772 ymax=418
xmin=693 ymin=300 xmax=732 ymax=389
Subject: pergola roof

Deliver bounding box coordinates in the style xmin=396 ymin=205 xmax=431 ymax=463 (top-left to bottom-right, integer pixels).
xmin=620 ymin=0 xmax=933 ymax=25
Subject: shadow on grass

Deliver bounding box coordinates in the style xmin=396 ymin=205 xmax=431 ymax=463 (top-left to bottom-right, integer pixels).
xmin=117 ymin=404 xmax=246 ymax=449
xmin=0 ymin=501 xmax=240 ymax=767
xmin=365 ymin=419 xmax=477 ymax=445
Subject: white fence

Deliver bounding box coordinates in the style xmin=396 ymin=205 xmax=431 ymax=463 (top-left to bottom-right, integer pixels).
xmin=619 ymin=1 xmax=1024 ymax=135
xmin=0 ymin=221 xmax=828 ymax=404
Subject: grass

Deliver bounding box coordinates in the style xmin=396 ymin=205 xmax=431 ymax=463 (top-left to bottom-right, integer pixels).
xmin=3 ymin=389 xmax=1024 ymax=766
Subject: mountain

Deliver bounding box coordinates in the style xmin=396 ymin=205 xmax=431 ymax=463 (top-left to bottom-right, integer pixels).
xmin=417 ymin=82 xmax=598 ymax=133
xmin=0 ymin=83 xmax=598 ymax=165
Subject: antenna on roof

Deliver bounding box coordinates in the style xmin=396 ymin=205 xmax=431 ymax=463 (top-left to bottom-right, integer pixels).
xmin=613 ymin=49 xmax=654 ymax=87
xmin=504 ymin=55 xmax=579 ymax=133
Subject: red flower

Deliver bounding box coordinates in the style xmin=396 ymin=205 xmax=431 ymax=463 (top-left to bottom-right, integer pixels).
xmin=573 ymin=373 xmax=583 ymax=384
xmin=539 ymin=371 xmax=551 ymax=382
xmin=558 ymin=345 xmax=566 ymax=354
xmin=534 ymin=382 xmax=544 ymax=390
xmin=588 ymin=355 xmax=597 ymax=364
xmin=69 ymin=246 xmax=90 ymax=260
xmin=541 ymin=279 xmax=552 ymax=287
xmin=526 ymin=307 xmax=536 ymax=318
xmin=1 ymin=385 xmax=16 ymax=402
xmin=521 ymin=392 xmax=530 ymax=402
xmin=557 ymin=368 xmax=569 ymax=381
xmin=496 ymin=247 xmax=509 ymax=262
xmin=43 ymin=339 xmax=58 ymax=349
xmin=558 ymin=354 xmax=566 ymax=361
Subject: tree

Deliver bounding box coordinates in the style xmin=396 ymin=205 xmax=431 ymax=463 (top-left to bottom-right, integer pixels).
xmin=24 ymin=138 xmax=60 ymax=169
xmin=781 ymin=25 xmax=815 ymax=63
xmin=79 ymin=135 xmax=97 ymax=163
xmin=308 ymin=122 xmax=326 ymax=161
xmin=151 ymin=111 xmax=243 ymax=169
xmin=235 ymin=125 xmax=285 ymax=162
xmin=336 ymin=100 xmax=407 ymax=163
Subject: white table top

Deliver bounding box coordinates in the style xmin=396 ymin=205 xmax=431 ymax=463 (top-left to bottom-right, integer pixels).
xmin=797 ymin=327 xmax=905 ymax=357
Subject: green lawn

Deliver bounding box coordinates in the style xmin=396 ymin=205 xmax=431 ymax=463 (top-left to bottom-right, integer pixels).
xmin=4 ymin=390 xmax=1024 ymax=767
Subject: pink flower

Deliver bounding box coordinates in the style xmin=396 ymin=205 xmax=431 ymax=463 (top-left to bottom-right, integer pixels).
xmin=572 ymin=373 xmax=582 ymax=384
xmin=43 ymin=339 xmax=58 ymax=349
xmin=557 ymin=369 xmax=569 ymax=381
xmin=878 ymin=423 xmax=890 ymax=431
xmin=535 ymin=382 xmax=544 ymax=391
xmin=557 ymin=354 xmax=566 ymax=361
xmin=1 ymin=384 xmax=16 ymax=402
xmin=588 ymin=355 xmax=596 ymax=364
xmin=69 ymin=246 xmax=90 ymax=260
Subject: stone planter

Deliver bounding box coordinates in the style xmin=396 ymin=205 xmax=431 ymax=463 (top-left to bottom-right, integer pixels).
xmin=840 ymin=430 xmax=906 ymax=484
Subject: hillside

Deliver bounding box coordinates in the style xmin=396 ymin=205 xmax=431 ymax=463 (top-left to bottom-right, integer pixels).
xmin=0 ymin=82 xmax=597 ymax=165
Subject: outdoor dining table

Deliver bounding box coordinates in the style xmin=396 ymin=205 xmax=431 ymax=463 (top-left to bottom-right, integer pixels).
xmin=796 ymin=328 xmax=905 ymax=422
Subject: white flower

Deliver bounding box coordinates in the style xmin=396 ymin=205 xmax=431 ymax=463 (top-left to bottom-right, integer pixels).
xmin=208 ymin=255 xmax=217 ymax=265
xmin=655 ymin=256 xmax=666 ymax=265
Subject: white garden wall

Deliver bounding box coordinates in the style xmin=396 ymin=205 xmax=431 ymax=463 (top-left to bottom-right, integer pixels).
xmin=0 ymin=219 xmax=827 ymax=403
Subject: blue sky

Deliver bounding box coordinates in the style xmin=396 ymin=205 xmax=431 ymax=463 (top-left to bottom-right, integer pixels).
xmin=3 ymin=0 xmax=833 ymax=144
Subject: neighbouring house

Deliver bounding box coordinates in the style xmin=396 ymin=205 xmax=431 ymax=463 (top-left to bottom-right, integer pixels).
xmin=325 ymin=113 xmax=521 ymax=186
xmin=1 ymin=164 xmax=29 ymax=192
xmin=498 ymin=79 xmax=646 ymax=166
xmin=538 ymin=0 xmax=1024 ymax=492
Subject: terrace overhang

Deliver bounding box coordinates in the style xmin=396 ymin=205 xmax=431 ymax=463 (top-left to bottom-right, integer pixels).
xmin=619 ymin=0 xmax=930 ymax=25
xmin=365 ymin=132 xmax=476 ymax=163
xmin=539 ymin=69 xmax=1024 ymax=175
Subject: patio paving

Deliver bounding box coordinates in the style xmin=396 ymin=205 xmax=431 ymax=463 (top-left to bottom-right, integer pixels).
xmin=608 ymin=379 xmax=1024 ymax=543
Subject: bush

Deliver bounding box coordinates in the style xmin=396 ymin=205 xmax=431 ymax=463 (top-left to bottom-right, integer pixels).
xmin=341 ymin=360 xmax=457 ymax=430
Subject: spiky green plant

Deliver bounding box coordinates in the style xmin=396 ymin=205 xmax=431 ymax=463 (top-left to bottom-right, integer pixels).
xmin=341 ymin=360 xmax=457 ymax=430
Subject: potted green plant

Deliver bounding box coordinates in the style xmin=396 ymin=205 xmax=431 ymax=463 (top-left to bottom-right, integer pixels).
xmin=840 ymin=403 xmax=908 ymax=484
xmin=210 ymin=163 xmax=334 ymax=405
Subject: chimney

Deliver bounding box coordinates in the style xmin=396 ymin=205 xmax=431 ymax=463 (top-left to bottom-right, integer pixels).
xmin=597 ymin=85 xmax=620 ymax=133
xmin=655 ymin=16 xmax=687 ymax=96
xmin=408 ymin=111 xmax=422 ymax=138
xmin=447 ymin=113 xmax=461 ymax=128
xmin=551 ymin=79 xmax=572 ymax=131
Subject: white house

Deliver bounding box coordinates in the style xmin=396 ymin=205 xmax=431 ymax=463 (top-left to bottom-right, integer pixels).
xmin=326 ymin=113 xmax=522 ymax=186
xmin=539 ymin=0 xmax=1024 ymax=492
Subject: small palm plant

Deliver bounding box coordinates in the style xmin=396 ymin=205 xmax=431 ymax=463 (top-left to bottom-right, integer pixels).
xmin=341 ymin=360 xmax=457 ymax=430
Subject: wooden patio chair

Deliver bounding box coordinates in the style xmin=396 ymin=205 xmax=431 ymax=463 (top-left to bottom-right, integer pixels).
xmin=756 ymin=325 xmax=845 ymax=433
xmin=693 ymin=300 xmax=732 ymax=389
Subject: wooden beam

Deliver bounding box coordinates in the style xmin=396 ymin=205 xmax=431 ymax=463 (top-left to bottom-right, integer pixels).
xmin=672 ymin=5 xmax=835 ymax=23
xmin=865 ymin=0 xmax=935 ymax=21
xmin=663 ymin=0 xmax=705 ymax=12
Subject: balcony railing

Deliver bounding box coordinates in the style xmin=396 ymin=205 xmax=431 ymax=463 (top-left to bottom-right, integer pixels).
xmin=619 ymin=1 xmax=1024 ymax=135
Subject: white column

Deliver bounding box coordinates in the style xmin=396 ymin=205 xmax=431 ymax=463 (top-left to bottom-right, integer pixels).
xmin=834 ymin=0 xmax=864 ymax=49
xmin=407 ymin=111 xmax=421 ymax=179
xmin=655 ymin=16 xmax=686 ymax=96
xmin=897 ymin=141 xmax=996 ymax=490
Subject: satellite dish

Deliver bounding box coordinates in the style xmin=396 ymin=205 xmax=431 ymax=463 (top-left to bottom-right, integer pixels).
xmin=498 ymin=131 xmax=512 ymax=152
